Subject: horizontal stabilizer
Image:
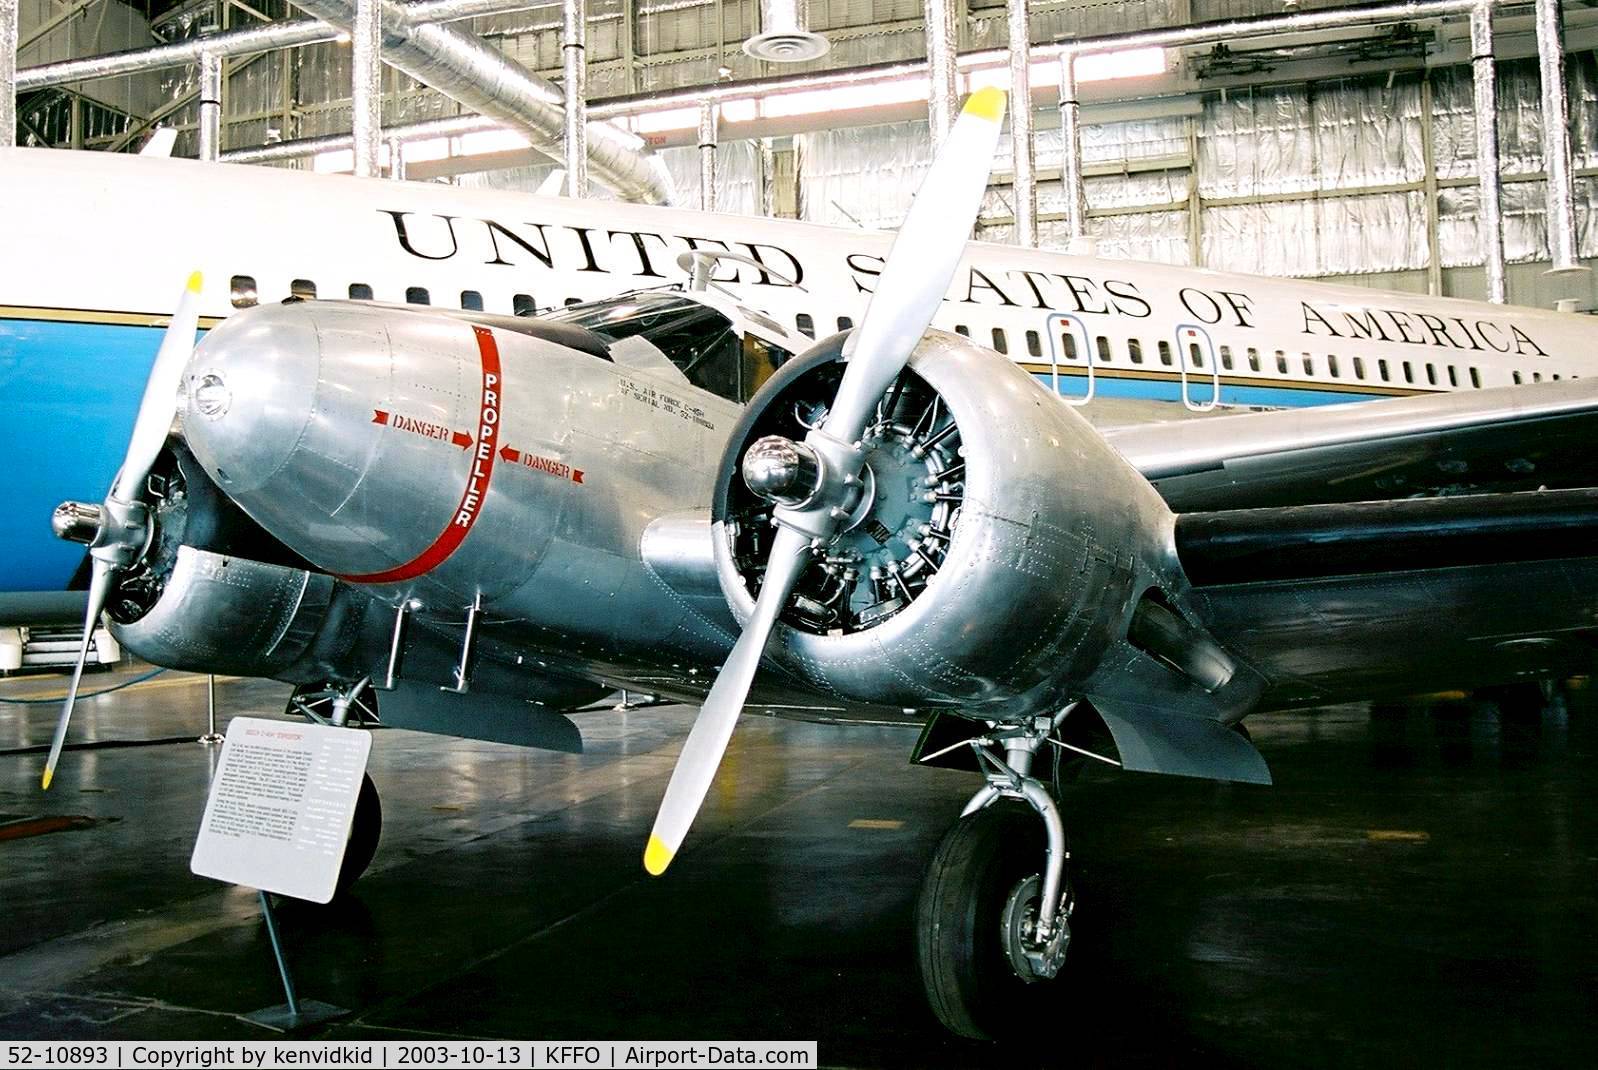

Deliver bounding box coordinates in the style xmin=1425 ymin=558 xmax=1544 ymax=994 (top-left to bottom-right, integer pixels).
xmin=379 ymin=681 xmax=583 ymax=753
xmin=1088 ymin=695 xmax=1271 ymax=785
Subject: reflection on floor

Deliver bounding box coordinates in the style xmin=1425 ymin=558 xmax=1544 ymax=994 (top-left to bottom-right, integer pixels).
xmin=1 ymin=664 xmax=1595 ymax=1067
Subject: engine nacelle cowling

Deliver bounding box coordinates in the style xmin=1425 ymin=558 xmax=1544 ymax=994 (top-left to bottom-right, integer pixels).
xmin=711 ymin=330 xmax=1187 ymax=719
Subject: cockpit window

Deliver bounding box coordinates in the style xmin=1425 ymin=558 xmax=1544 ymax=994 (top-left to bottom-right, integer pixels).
xmin=547 ymin=292 xmax=790 ymax=403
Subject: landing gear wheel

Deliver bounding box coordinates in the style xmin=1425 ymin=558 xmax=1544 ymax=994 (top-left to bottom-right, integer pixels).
xmin=916 ymin=801 xmax=1069 ymax=1040
xmin=335 ymin=773 xmax=382 ymax=895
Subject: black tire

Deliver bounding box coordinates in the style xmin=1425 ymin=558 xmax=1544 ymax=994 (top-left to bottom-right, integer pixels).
xmin=335 ymin=773 xmax=382 ymax=895
xmin=915 ymin=801 xmax=1052 ymax=1040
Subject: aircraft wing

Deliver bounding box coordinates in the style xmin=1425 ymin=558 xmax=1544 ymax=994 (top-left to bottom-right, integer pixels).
xmin=1103 ymin=378 xmax=1598 ymax=510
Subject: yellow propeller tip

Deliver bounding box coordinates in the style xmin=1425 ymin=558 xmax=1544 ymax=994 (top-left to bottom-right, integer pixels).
xmin=186 ymin=271 xmax=203 ymax=294
xmin=643 ymin=835 xmax=674 ymax=876
xmin=963 ymin=86 xmax=1007 ymax=122
xmin=40 ymin=768 xmax=53 ymax=791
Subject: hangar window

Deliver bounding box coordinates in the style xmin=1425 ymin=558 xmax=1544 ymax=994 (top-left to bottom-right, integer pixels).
xmin=460 ymin=290 xmax=485 ymax=312
xmin=1425 ymin=364 xmax=1437 ymax=386
xmin=1026 ymin=330 xmax=1041 ymax=357
xmin=795 ymin=312 xmax=815 ymax=338
xmin=955 ymin=324 xmax=970 ymax=337
xmin=1328 ymin=354 xmax=1340 ymax=378
xmin=1247 ymin=347 xmax=1260 ymax=372
xmin=349 ymin=283 xmax=374 ymax=300
xmin=1470 ymin=367 xmax=1482 ymax=388
xmin=1402 ymin=361 xmax=1414 ymax=384
xmin=991 ymin=328 xmax=1008 ymax=354
xmin=230 ymin=275 xmax=258 ymax=308
xmin=290 ymin=279 xmax=316 ymax=300
xmin=546 ymin=291 xmax=794 ymax=405
xmin=1219 ymin=345 xmax=1233 ymax=370
xmin=513 ymin=293 xmax=536 ymax=316
xmin=1188 ymin=342 xmax=1204 ymax=369
xmin=406 ymin=287 xmax=430 ymax=305
xmin=838 ymin=316 xmax=854 ymax=330
xmin=1378 ymin=359 xmax=1390 ymax=381
xmin=1096 ymin=336 xmax=1113 ymax=363
xmin=1353 ymin=356 xmax=1366 ymax=379
xmin=1447 ymin=366 xmax=1458 ymax=387
xmin=1128 ymin=338 xmax=1144 ymax=364
xmin=1158 ymin=340 xmax=1173 ymax=366
xmin=1275 ymin=350 xmax=1288 ymax=374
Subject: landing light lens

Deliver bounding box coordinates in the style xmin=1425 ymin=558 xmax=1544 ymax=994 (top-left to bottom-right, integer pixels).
xmin=192 ymin=373 xmax=232 ymax=419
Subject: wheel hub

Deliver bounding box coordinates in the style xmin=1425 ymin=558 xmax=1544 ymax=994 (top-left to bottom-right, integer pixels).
xmin=1000 ymin=873 xmax=1073 ymax=982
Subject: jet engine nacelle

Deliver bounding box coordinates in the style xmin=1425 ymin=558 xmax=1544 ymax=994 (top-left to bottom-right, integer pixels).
xmin=711 ymin=331 xmax=1184 ymax=718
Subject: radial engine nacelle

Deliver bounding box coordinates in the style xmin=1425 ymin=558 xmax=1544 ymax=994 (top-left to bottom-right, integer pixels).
xmin=711 ymin=331 xmax=1261 ymax=728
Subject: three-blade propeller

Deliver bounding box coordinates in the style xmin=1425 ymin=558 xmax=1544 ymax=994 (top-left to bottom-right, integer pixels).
xmin=41 ymin=272 xmax=203 ymax=790
xmin=644 ymin=88 xmax=1008 ymax=874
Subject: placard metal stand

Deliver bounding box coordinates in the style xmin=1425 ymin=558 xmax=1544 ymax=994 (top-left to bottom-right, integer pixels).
xmin=243 ymin=890 xmax=347 ymax=1031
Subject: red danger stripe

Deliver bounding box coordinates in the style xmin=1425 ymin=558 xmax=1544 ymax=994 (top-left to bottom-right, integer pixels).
xmin=339 ymin=326 xmax=503 ymax=585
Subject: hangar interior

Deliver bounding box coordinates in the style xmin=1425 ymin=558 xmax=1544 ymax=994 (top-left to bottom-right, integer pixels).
xmin=4 ymin=0 xmax=1598 ymax=1064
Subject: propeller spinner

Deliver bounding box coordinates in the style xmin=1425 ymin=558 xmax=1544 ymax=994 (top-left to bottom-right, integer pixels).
xmin=41 ymin=272 xmax=204 ymax=790
xmin=643 ymin=87 xmax=1008 ymax=875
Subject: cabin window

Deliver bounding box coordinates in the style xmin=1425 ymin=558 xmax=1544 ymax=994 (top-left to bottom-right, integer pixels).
xmin=955 ymin=324 xmax=970 ymax=337
xmin=406 ymin=286 xmax=430 ymax=305
xmin=1353 ymin=356 xmax=1366 ymax=380
xmin=1188 ymin=342 xmax=1205 ymax=370
xmin=1275 ymin=350 xmax=1288 ymax=374
xmin=290 ymin=278 xmax=316 ymax=300
xmin=513 ymin=294 xmax=536 ymax=316
xmin=349 ymin=282 xmax=374 ymax=300
xmin=1062 ymin=333 xmax=1079 ymax=361
xmin=1301 ymin=354 xmax=1314 ymax=376
xmin=1447 ymin=366 xmax=1458 ymax=387
xmin=1469 ymin=367 xmax=1482 ymax=388
xmin=460 ymin=290 xmax=485 ymax=312
xmin=1401 ymin=361 xmax=1414 ymax=384
xmin=1378 ymin=359 xmax=1390 ymax=381
xmin=1513 ymin=371 xmax=1523 ymax=384
xmin=1219 ymin=344 xmax=1233 ymax=371
xmin=795 ymin=312 xmax=815 ymax=338
xmin=1158 ymin=340 xmax=1173 ymax=366
xmin=1025 ymin=330 xmax=1042 ymax=357
xmin=563 ymin=297 xmax=581 ymax=306
xmin=1247 ymin=347 xmax=1261 ymax=372
xmin=991 ymin=328 xmax=1008 ymax=354
xmin=1128 ymin=338 xmax=1144 ymax=364
xmin=1533 ymin=371 xmax=1543 ymax=382
xmin=1328 ymin=354 xmax=1340 ymax=378
xmin=1425 ymin=364 xmax=1437 ymax=386
xmin=1096 ymin=336 xmax=1113 ymax=363
xmin=837 ymin=316 xmax=854 ymax=330
xmin=230 ymin=275 xmax=258 ymax=308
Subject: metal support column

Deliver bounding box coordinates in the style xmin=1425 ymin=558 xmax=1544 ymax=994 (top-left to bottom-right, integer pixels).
xmin=351 ymin=0 xmax=382 ymax=178
xmin=197 ymin=52 xmax=222 ymax=162
xmin=923 ymin=0 xmax=958 ymax=150
xmin=1472 ymin=0 xmax=1507 ymax=302
xmin=0 ymin=0 xmax=15 ymax=149
xmin=562 ymin=0 xmax=589 ymax=197
xmin=387 ymin=134 xmax=406 ymax=180
xmin=1534 ymin=0 xmax=1585 ymax=273
xmin=1006 ymin=0 xmax=1036 ymax=247
xmin=1058 ymin=56 xmax=1088 ymax=251
xmin=758 ymin=137 xmax=776 ymax=217
xmin=1420 ymin=78 xmax=1443 ymax=296
xmin=698 ymin=100 xmax=718 ymax=212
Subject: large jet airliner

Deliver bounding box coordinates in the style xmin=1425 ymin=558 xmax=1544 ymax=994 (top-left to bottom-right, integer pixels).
xmin=0 ymin=144 xmax=1589 ymax=601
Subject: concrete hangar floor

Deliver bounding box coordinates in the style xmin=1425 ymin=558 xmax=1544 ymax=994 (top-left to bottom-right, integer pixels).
xmin=1 ymin=664 xmax=1594 ymax=1067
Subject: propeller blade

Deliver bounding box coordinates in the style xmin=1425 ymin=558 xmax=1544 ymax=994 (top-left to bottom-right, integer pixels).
xmin=40 ymin=561 xmax=114 ymax=790
xmin=823 ymin=87 xmax=1007 ymax=442
xmin=112 ymin=271 xmax=203 ymax=502
xmin=644 ymin=525 xmax=811 ymax=875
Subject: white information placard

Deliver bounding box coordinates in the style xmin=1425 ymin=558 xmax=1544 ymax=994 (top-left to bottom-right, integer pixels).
xmin=191 ymin=716 xmax=373 ymax=904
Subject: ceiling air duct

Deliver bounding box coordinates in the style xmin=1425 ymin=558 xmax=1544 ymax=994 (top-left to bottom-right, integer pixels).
xmin=744 ymin=0 xmax=829 ymax=63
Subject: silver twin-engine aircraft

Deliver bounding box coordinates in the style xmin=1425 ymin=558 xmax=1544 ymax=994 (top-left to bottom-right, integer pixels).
xmin=30 ymin=88 xmax=1598 ymax=1038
